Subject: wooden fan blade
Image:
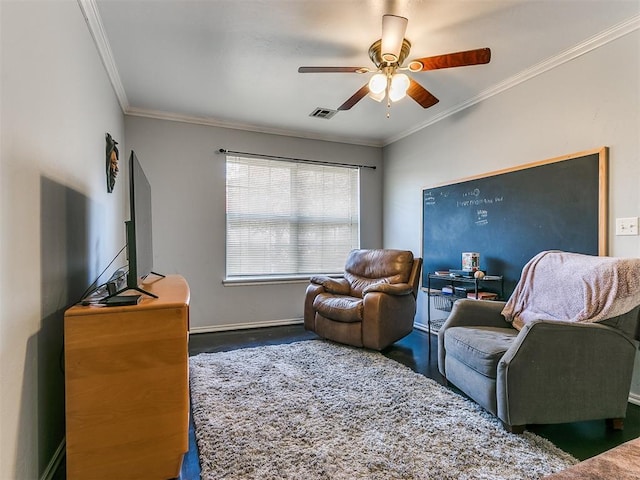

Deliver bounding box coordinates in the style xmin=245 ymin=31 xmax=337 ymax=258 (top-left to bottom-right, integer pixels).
xmin=338 ymin=84 xmax=369 ymax=111
xmin=412 ymin=48 xmax=491 ymax=71
xmin=407 ymin=79 xmax=439 ymax=108
xmin=298 ymin=66 xmax=367 ymax=73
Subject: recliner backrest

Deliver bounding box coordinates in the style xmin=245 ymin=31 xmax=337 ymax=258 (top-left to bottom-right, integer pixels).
xmin=344 ymin=249 xmax=415 ymax=298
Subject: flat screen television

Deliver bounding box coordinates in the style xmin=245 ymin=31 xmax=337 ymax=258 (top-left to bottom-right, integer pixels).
xmin=108 ymin=150 xmax=163 ymax=299
xmin=128 ymin=149 xmax=154 ymax=284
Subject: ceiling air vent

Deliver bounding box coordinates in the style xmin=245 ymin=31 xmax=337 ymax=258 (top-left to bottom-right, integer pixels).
xmin=309 ymin=107 xmax=338 ymax=120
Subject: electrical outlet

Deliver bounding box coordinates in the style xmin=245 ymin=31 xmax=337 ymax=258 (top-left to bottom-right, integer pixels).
xmin=615 ymin=217 xmax=639 ymax=236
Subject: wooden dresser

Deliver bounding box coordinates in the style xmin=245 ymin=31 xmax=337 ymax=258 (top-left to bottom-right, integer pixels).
xmin=64 ymin=274 xmax=190 ymax=480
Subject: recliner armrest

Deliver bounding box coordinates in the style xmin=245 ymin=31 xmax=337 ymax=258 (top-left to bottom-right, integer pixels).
xmin=363 ymin=282 xmax=413 ymax=296
xmin=496 ymin=319 xmax=639 ymax=427
xmin=501 ymin=319 xmax=638 ymax=367
xmin=437 ymin=299 xmax=510 ymax=378
xmin=310 ymin=276 xmax=350 ymax=295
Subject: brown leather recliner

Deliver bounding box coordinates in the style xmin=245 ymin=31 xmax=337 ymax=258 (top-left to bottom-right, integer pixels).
xmin=304 ymin=249 xmax=422 ymax=350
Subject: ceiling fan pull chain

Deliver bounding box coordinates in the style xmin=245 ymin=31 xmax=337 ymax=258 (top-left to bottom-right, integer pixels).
xmin=386 ymin=75 xmax=391 ymax=118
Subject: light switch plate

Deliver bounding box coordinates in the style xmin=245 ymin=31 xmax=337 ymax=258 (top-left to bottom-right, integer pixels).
xmin=615 ymin=217 xmax=639 ymax=236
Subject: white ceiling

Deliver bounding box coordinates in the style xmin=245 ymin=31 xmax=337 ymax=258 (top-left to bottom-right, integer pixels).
xmin=89 ymin=0 xmax=640 ymax=147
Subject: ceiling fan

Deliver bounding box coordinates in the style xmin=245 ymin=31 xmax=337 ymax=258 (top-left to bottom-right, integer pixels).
xmin=298 ymin=14 xmax=491 ymax=115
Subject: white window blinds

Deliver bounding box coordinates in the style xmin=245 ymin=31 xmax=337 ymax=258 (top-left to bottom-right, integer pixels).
xmin=226 ymin=155 xmax=360 ymax=278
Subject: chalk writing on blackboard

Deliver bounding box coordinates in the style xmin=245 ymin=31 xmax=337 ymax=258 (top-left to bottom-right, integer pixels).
xmin=424 ymin=193 xmax=435 ymax=206
xmin=476 ymin=209 xmax=489 ymax=226
xmin=456 ymin=196 xmax=504 ymax=208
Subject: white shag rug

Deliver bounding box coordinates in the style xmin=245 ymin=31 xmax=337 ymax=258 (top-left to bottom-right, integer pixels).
xmin=189 ymin=340 xmax=578 ymax=480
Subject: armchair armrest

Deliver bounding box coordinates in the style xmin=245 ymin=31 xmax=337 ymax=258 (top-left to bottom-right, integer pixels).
xmin=361 ymin=291 xmax=417 ymax=350
xmin=496 ymin=319 xmax=638 ymax=426
xmin=310 ymin=275 xmax=350 ymax=295
xmin=438 ymin=299 xmax=509 ymax=377
xmin=501 ymin=319 xmax=639 ymax=371
xmin=363 ymin=282 xmax=413 ymax=296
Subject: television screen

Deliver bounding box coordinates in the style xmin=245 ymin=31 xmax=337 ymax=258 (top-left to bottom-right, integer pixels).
xmin=128 ymin=150 xmax=154 ymax=288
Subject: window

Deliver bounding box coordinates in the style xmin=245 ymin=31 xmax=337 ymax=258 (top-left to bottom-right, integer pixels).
xmin=226 ymin=155 xmax=360 ymax=279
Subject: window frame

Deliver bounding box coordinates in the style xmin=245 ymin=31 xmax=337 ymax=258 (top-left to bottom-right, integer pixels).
xmin=223 ymin=154 xmax=361 ymax=285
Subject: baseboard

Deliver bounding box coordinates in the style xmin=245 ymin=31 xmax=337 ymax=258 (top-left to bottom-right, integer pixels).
xmin=189 ymin=318 xmax=304 ymax=334
xmin=41 ymin=437 xmax=65 ymax=480
xmin=629 ymin=392 xmax=640 ymax=406
xmin=191 ymin=319 xmax=431 ymax=335
xmin=414 ymin=321 xmax=429 ymax=333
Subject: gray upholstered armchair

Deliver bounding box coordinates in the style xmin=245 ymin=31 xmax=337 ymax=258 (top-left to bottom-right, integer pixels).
xmin=438 ymin=251 xmax=640 ymax=433
xmin=304 ymin=249 xmax=422 ymax=351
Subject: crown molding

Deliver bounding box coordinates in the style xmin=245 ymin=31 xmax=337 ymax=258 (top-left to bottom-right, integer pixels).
xmin=125 ymin=107 xmax=384 ymax=148
xmin=78 ymin=0 xmax=129 ymax=111
xmin=384 ymin=14 xmax=640 ymax=146
xmin=79 ymin=0 xmax=638 ymax=148
xmin=77 ymin=0 xmax=380 ymax=147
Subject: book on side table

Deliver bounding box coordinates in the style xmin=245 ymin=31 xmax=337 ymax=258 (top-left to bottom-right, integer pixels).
xmin=467 ymin=291 xmax=498 ymax=300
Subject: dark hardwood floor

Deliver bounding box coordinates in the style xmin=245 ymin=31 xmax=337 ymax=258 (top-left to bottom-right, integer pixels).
xmin=182 ymin=324 xmax=640 ymax=479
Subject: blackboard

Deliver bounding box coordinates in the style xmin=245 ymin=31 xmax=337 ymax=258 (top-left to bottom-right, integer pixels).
xmin=422 ymin=148 xmax=608 ymax=296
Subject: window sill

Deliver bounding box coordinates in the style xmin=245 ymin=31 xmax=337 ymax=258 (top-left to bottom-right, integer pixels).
xmin=223 ymin=274 xmax=342 ymax=287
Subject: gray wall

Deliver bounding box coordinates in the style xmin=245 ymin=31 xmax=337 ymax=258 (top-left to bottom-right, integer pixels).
xmin=383 ymin=30 xmax=640 ymax=397
xmin=1 ymin=1 xmax=127 ymax=479
xmin=124 ymin=116 xmax=383 ymax=331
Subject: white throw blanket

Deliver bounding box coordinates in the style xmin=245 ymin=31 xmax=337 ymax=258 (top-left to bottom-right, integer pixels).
xmin=502 ymin=251 xmax=640 ymax=330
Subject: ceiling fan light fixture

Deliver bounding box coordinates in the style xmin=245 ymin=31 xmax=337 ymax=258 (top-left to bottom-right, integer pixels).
xmin=381 ymin=14 xmax=408 ymax=62
xmin=368 ymin=90 xmax=385 ymax=102
xmin=368 ymin=73 xmax=387 ymax=94
xmin=389 ymin=73 xmax=410 ymax=102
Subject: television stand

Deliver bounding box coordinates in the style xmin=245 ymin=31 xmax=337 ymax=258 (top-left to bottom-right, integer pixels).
xmin=64 ymin=274 xmax=190 ymax=479
xmin=105 ymin=271 xmax=167 ymax=300
xmin=106 ymin=285 xmax=158 ymax=299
